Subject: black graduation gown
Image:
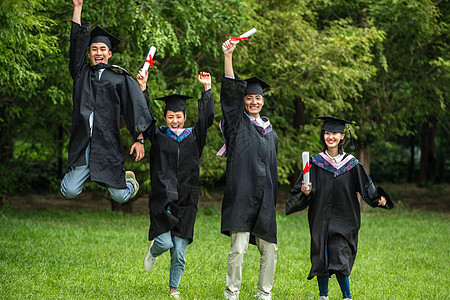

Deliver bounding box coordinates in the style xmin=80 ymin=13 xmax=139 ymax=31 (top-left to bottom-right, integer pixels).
xmin=286 ymin=152 xmax=394 ymax=279
xmin=220 ymin=76 xmax=278 ymax=245
xmin=146 ymin=89 xmax=214 ymax=244
xmin=67 ymin=22 xmax=153 ymax=189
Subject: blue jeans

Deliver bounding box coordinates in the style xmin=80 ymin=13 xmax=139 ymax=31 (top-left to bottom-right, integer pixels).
xmin=60 ymin=143 xmax=134 ymax=203
xmin=317 ymin=246 xmax=352 ymax=298
xmin=151 ymin=231 xmax=189 ymax=290
xmin=318 ymin=274 xmax=351 ymax=298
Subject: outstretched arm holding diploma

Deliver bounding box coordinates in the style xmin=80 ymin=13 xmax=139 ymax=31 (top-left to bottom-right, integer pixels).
xmin=223 ymin=40 xmax=236 ymax=78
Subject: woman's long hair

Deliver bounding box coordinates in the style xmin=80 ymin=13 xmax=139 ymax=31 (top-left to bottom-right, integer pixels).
xmin=320 ymin=130 xmax=345 ymax=154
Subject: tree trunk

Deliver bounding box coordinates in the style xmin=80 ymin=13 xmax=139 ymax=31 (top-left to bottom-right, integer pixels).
xmin=109 ymin=199 xmax=122 ymax=212
xmin=57 ymin=125 xmax=64 ymax=179
xmin=418 ymin=114 xmax=437 ymax=186
xmin=291 ymin=96 xmax=306 ymax=187
xmin=409 ymin=134 xmax=415 ymax=182
xmin=121 ymin=199 xmax=134 ymax=214
xmin=0 ymin=106 xmax=14 ymax=166
xmin=292 ymin=96 xmax=306 ymax=128
xmin=356 ymin=145 xmax=371 ymax=175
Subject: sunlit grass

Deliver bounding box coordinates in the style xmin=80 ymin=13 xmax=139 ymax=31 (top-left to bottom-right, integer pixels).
xmin=0 ymin=206 xmax=448 ymax=299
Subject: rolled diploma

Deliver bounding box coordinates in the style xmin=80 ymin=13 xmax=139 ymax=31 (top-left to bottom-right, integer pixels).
xmin=302 ymin=151 xmax=310 ymax=191
xmin=140 ymin=46 xmax=156 ymax=77
xmin=222 ymin=28 xmax=257 ymax=51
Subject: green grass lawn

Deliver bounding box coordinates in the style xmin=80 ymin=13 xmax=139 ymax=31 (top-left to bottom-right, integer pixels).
xmin=0 ymin=206 xmax=448 ymax=299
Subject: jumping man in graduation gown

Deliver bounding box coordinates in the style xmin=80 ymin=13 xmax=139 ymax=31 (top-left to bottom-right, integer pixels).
xmin=286 ymin=116 xmax=394 ymax=300
xmin=219 ymin=40 xmax=278 ymax=300
xmin=60 ymin=0 xmax=153 ymax=203
xmin=141 ymin=71 xmax=214 ymax=299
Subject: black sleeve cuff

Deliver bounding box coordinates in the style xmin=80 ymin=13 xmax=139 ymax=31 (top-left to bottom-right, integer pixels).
xmin=372 ymin=186 xmax=394 ymax=210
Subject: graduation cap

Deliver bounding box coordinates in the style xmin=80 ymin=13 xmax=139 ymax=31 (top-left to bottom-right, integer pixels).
xmin=155 ymin=85 xmax=194 ymax=112
xmin=244 ymin=77 xmax=270 ymax=96
xmin=315 ymin=116 xmax=356 ymax=150
xmin=315 ymin=116 xmax=355 ymax=133
xmin=90 ymin=26 xmax=121 ymax=51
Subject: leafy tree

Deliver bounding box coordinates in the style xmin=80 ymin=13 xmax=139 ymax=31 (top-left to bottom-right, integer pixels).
xmin=1 ymin=0 xmax=251 ymax=207
xmin=228 ymin=0 xmax=384 ymax=184
xmin=0 ymin=0 xmax=60 ymax=196
xmin=1 ymin=0 xmax=448 ymax=204
xmin=316 ymin=0 xmax=449 ymax=178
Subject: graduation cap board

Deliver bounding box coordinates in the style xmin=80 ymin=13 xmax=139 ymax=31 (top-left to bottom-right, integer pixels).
xmin=244 ymin=77 xmax=270 ymax=96
xmin=90 ymin=26 xmax=121 ymax=51
xmin=155 ymin=85 xmax=194 ymax=112
xmin=314 ymin=116 xmax=355 ymax=133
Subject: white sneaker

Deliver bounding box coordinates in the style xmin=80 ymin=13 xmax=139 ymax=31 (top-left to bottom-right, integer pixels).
xmin=318 ymin=296 xmax=329 ymax=300
xmin=343 ymin=298 xmax=352 ymax=300
xmin=255 ymin=290 xmax=272 ymax=300
xmin=143 ymin=241 xmax=158 ymax=272
xmin=169 ymin=291 xmax=180 ymax=299
xmin=224 ymin=290 xmax=239 ymax=300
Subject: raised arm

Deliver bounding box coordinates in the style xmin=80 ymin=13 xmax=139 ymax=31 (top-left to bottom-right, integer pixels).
xmin=72 ymin=0 xmax=83 ymax=25
xmin=198 ymin=71 xmax=212 ymax=91
xmin=222 ymin=40 xmax=236 ymax=78
xmin=69 ymin=0 xmax=90 ymax=79
xmin=194 ymin=72 xmax=215 ymax=154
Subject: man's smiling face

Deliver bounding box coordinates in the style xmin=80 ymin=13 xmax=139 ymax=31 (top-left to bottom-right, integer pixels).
xmin=244 ymin=94 xmax=264 ymax=118
xmin=88 ymin=42 xmax=112 ymax=65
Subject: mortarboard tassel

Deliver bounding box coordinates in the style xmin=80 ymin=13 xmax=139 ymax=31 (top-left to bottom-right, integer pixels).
xmin=178 ymin=84 xmax=184 ymax=95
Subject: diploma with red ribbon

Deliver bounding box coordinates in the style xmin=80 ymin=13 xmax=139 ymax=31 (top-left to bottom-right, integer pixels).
xmin=302 ymin=151 xmax=311 ymax=191
xmin=222 ymin=28 xmax=257 ymax=51
xmin=140 ymin=46 xmax=156 ymax=77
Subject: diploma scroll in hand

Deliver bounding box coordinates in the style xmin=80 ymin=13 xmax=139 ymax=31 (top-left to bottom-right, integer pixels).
xmin=222 ymin=28 xmax=257 ymax=51
xmin=302 ymin=151 xmax=311 ymax=191
xmin=140 ymin=46 xmax=157 ymax=77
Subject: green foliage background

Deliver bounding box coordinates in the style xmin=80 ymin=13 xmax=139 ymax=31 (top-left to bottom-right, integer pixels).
xmin=0 ymin=0 xmax=448 ymax=195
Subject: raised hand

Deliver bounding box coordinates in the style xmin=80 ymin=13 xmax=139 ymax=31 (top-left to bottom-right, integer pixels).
xmin=198 ymin=72 xmax=212 ymax=90
xmin=222 ymin=40 xmax=236 ymax=56
xmin=137 ymin=68 xmax=148 ymax=91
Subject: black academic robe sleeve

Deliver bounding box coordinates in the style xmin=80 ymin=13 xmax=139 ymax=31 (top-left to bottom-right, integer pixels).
xmin=193 ymin=89 xmax=215 ymax=155
xmin=119 ymin=76 xmax=153 ymax=140
xmin=286 ymin=169 xmax=314 ymax=215
xmin=69 ymin=22 xmax=90 ymax=79
xmin=353 ymin=163 xmax=394 ymax=209
xmin=286 ymin=160 xmax=393 ymax=215
xmin=220 ymin=75 xmax=247 ymax=142
xmin=141 ymin=87 xmax=153 ymax=140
